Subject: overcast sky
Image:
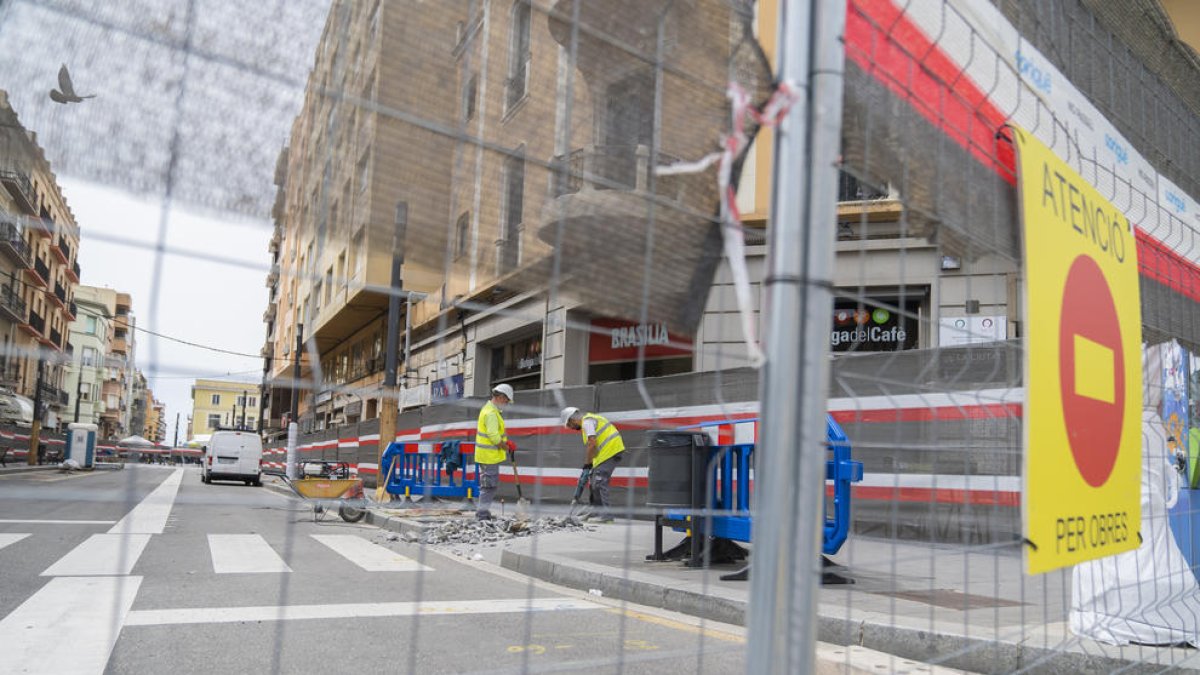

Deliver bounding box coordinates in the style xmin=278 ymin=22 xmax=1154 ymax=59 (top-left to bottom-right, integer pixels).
xmin=63 ymin=179 xmax=270 ymax=444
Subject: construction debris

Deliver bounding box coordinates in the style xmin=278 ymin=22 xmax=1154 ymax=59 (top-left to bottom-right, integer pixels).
xmin=417 ymin=516 xmax=593 ymax=547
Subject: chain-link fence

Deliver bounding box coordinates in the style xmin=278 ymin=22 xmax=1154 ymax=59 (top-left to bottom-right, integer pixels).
xmin=1 ymin=0 xmax=1199 ymax=673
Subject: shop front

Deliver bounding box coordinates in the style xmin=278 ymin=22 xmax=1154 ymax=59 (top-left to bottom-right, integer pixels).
xmin=588 ymin=317 xmax=693 ymax=383
xmin=489 ymin=333 xmax=543 ymax=392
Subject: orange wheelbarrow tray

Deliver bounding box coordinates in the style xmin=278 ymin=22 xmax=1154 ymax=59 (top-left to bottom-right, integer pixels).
xmin=277 ymin=471 xmax=368 ymax=522
xmin=292 ymin=478 xmax=363 ymax=499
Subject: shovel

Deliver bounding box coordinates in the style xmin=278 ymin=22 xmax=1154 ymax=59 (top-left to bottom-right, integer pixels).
xmin=568 ymin=466 xmax=592 ymax=517
xmin=508 ymin=444 xmax=531 ymax=515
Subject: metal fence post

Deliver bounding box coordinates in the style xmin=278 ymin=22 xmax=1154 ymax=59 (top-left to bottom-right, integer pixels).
xmin=746 ymin=0 xmax=847 ymax=671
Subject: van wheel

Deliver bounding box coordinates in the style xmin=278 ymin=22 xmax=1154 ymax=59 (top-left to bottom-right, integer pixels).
xmin=252 ymin=478 xmax=262 ymax=487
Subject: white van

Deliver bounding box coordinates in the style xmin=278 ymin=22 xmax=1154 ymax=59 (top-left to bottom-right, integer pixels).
xmin=202 ymin=430 xmax=263 ymax=486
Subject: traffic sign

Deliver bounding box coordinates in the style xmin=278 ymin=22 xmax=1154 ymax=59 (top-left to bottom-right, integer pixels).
xmin=1014 ymin=127 xmax=1142 ymax=575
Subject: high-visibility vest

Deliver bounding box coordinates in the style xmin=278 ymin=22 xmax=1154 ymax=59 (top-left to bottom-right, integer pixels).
xmin=582 ymin=413 xmax=625 ymax=466
xmin=474 ymin=401 xmax=508 ymax=465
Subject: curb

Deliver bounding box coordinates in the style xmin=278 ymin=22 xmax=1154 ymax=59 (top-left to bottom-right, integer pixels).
xmin=0 ymin=465 xmax=59 ymax=476
xmin=364 ymin=510 xmax=433 ymax=538
xmin=499 ymin=549 xmax=1187 ymax=675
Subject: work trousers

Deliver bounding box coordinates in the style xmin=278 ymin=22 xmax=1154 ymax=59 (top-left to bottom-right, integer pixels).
xmin=476 ymin=463 xmax=501 ymax=518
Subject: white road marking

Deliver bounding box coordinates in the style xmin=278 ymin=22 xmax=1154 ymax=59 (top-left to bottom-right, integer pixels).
xmin=108 ymin=468 xmax=184 ymax=534
xmin=310 ymin=535 xmax=433 ymax=572
xmin=0 ymin=533 xmax=30 ymax=551
xmin=208 ymin=534 xmax=292 ymax=573
xmin=0 ymin=519 xmax=116 ymax=524
xmin=0 ymin=576 xmax=142 ymax=674
xmin=41 ymin=533 xmax=152 ymax=576
xmin=124 ymin=597 xmax=602 ymax=626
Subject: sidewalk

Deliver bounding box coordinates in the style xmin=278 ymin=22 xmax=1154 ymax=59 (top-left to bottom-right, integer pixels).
xmin=490 ymin=519 xmax=1200 ymax=674
xmin=0 ymin=464 xmax=59 ymax=476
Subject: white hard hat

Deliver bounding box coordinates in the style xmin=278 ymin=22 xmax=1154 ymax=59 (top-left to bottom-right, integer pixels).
xmin=559 ymin=406 xmax=580 ymax=426
xmin=491 ymin=383 xmax=515 ymax=400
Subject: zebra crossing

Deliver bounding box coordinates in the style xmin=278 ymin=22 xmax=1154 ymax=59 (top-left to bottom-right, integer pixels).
xmin=0 ymin=530 xmax=434 ymax=577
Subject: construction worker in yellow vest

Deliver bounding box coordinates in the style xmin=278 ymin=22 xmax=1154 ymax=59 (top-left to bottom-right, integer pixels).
xmin=475 ymin=383 xmax=516 ymax=520
xmin=560 ymin=407 xmax=625 ymax=522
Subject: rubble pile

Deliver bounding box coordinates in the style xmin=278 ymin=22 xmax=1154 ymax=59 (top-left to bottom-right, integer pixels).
xmin=412 ymin=516 xmax=593 ymax=547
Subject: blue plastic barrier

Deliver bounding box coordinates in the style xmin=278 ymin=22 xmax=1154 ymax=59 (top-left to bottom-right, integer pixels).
xmin=668 ymin=414 xmax=863 ymax=555
xmin=382 ymin=440 xmax=480 ymax=500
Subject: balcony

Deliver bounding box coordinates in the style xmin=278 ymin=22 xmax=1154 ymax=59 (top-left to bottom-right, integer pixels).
xmin=66 ymin=301 xmax=77 ymax=319
xmin=26 ymin=257 xmax=49 ymax=287
xmin=266 ymin=263 xmax=280 ymax=287
xmin=39 ymin=382 xmax=67 ymax=407
xmin=31 ymin=214 xmax=53 ymax=239
xmin=53 ymin=236 xmax=71 ymax=265
xmin=51 ymin=282 xmax=66 ymax=309
xmin=548 ymin=145 xmax=691 ymax=201
xmin=110 ymin=336 xmax=128 ymax=355
xmin=49 ymin=328 xmax=62 ymax=351
xmin=0 ymin=284 xmax=26 ymax=324
xmin=66 ymin=260 xmax=80 ymax=283
xmin=0 ymin=168 xmax=36 ymax=214
xmin=21 ymin=309 xmax=44 ymax=338
xmin=0 ymin=219 xmax=31 ymax=268
xmin=263 ymin=303 xmax=277 ymax=322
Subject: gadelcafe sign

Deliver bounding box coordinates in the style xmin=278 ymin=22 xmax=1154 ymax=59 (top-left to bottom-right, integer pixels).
xmin=589 ymin=318 xmax=693 ymax=363
xmin=830 ymin=307 xmax=910 ymax=350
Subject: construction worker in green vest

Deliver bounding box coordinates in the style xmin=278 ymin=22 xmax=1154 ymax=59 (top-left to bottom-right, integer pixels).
xmin=560 ymin=407 xmax=625 ymax=522
xmin=475 ymin=383 xmax=515 ymax=520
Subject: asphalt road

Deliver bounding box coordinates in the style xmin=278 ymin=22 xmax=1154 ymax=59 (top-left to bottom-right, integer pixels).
xmin=0 ymin=465 xmax=745 ymax=674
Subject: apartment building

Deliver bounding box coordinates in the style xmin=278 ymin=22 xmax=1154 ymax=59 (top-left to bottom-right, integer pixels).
xmin=129 ymin=370 xmax=148 ymax=437
xmin=262 ymin=1 xmax=753 ymax=431
xmin=145 ymin=394 xmax=166 ymax=443
xmin=263 ymin=0 xmax=462 ymax=433
xmin=0 ymin=90 xmax=82 ymax=425
xmin=190 ymin=379 xmax=258 ymax=439
xmin=64 ymin=286 xmax=136 ymax=439
xmin=275 ymin=0 xmax=1200 ymax=439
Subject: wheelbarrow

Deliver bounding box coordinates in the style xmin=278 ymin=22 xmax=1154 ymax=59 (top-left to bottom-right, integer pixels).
xmin=277 ymin=462 xmax=368 ymax=523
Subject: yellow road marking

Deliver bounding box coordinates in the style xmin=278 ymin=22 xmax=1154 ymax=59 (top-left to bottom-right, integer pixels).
xmin=607 ymin=608 xmax=745 ymax=644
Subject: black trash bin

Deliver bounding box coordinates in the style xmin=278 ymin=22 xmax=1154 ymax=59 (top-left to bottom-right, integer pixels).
xmin=646 ymin=430 xmax=710 ymax=510
xmin=646 ymin=430 xmax=712 ymax=564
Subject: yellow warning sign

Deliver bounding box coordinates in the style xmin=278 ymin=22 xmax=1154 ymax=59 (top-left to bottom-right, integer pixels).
xmin=1015 ymin=127 xmax=1142 ymax=575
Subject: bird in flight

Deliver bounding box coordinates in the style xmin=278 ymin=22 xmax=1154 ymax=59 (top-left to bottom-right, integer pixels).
xmin=49 ymin=64 xmax=95 ymax=104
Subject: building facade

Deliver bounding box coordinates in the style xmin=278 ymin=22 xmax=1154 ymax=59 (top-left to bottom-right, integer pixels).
xmin=262 ymin=0 xmax=1200 ymax=451
xmin=0 ymin=90 xmax=82 ymax=427
xmin=145 ymin=395 xmax=166 ymax=443
xmin=190 ymin=379 xmax=259 ymax=439
xmin=64 ymin=286 xmax=136 ymax=439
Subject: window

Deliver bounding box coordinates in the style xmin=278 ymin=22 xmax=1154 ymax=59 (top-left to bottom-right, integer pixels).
xmin=81 ymin=346 xmax=97 ymax=367
xmin=85 ymin=316 xmax=97 ymax=334
xmin=358 ymin=152 xmax=370 ymax=194
xmin=506 ymin=1 xmax=532 ymax=110
xmin=92 ymin=383 xmax=100 ymax=401
xmin=210 ymin=394 xmax=221 ymax=405
xmin=463 ymin=73 xmax=478 ymax=121
xmin=456 ymin=212 xmax=470 ymax=258
xmin=249 ymin=396 xmax=257 ymax=408
xmin=336 ymin=252 xmax=346 ymax=288
xmin=350 ymin=229 xmax=364 ymax=275
xmin=500 ymin=150 xmax=524 ymax=268
xmin=325 ymin=268 xmax=333 ymax=304
xmin=208 ymin=413 xmax=222 ymax=429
